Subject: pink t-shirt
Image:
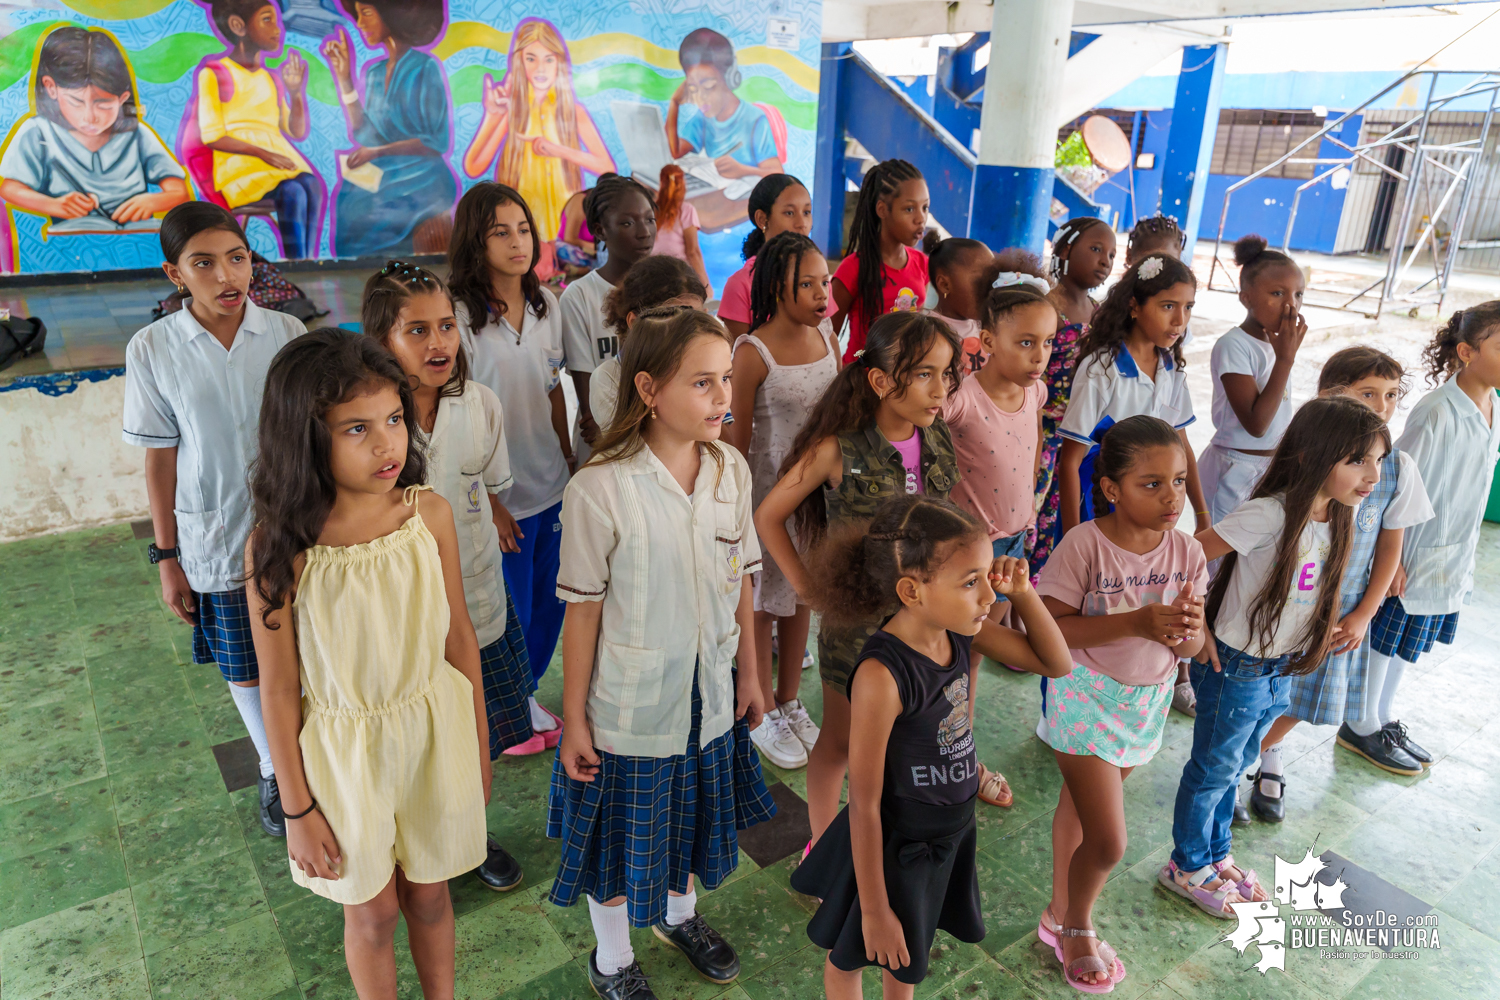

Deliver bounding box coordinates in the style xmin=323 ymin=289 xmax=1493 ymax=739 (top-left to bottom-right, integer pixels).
xmin=1037 ymin=521 xmax=1209 ymax=686
xmin=653 ymin=201 xmax=701 ymax=261
xmin=928 ymin=311 xmax=986 ymax=376
xmin=942 ymin=377 xmax=1045 ymax=539
xmin=832 ymin=246 xmax=929 ymax=362
xmin=719 ymin=259 xmax=755 ymax=324
xmin=890 ymin=431 xmax=923 ymax=494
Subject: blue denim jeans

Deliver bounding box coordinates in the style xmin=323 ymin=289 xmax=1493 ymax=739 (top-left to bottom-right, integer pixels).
xmin=1170 ymin=638 xmax=1292 ymax=872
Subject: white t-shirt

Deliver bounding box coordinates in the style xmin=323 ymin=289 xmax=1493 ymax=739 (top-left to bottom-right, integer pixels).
xmin=590 ymin=355 xmax=623 ymax=430
xmin=1060 ymin=347 xmax=1195 ymax=447
xmin=1213 ymin=496 xmax=1330 ymax=658
xmin=460 ymin=290 xmax=571 ymax=520
xmin=1210 ymin=327 xmax=1291 ymax=450
xmin=559 ymin=269 xmax=617 ymax=376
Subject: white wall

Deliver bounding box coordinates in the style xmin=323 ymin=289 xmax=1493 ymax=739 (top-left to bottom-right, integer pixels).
xmin=0 ymin=372 xmax=147 ymax=541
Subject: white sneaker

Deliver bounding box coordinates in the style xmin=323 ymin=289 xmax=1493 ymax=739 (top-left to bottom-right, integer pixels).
xmin=779 ymin=699 xmax=820 ymax=751
xmin=750 ymin=709 xmax=808 ymax=769
xmin=801 ymin=649 xmax=814 ymax=670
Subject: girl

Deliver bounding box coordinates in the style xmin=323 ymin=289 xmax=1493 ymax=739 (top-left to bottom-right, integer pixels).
xmin=791 ymin=495 xmax=1073 ymax=999
xmin=666 ymin=28 xmax=782 ymax=180
xmin=1163 ymin=397 xmax=1388 ymax=924
xmin=462 ymin=17 xmax=614 ymax=241
xmin=555 ymin=188 xmax=597 ymax=272
xmin=449 ymin=182 xmax=571 ymax=743
xmin=362 ymin=260 xmax=536 ymax=891
xmin=1059 ymin=253 xmax=1206 ymax=534
xmin=924 ymin=237 xmax=994 ymax=376
xmin=718 ymin=173 xmax=813 ymax=339
xmin=1123 ymin=213 xmax=1184 ymax=268
xmin=1248 ymin=347 xmax=1434 ymax=821
xmin=726 ymin=232 xmax=839 ymax=771
xmin=1037 ymin=416 xmax=1209 ymax=991
xmin=1200 ymin=235 xmax=1307 ymax=523
xmin=755 ymin=312 xmax=961 ymax=843
xmin=122 ymin=202 xmax=306 ymax=840
xmin=652 ymin=164 xmax=712 ymax=296
xmin=549 ymin=307 xmax=776 ymax=998
xmin=1346 ymin=303 xmax=1500 ymax=772
xmin=190 ymin=0 xmax=322 ymax=258
xmin=0 ymin=26 xmax=189 ymax=227
xmin=247 ymin=328 xmax=489 ymax=998
xmin=559 ymin=173 xmax=658 ymax=450
xmin=321 ymin=1 xmax=457 ymax=256
xmin=1032 ymin=217 xmax=1116 ymax=581
xmin=590 ymin=254 xmax=709 ymax=424
xmin=830 ymin=159 xmax=931 ymax=363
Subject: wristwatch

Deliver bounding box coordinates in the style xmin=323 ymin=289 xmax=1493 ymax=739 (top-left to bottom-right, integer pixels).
xmin=147 ymin=543 xmax=179 ymax=564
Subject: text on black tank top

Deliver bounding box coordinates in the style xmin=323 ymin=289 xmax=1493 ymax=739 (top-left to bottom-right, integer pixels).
xmin=852 ymin=628 xmax=980 ymax=806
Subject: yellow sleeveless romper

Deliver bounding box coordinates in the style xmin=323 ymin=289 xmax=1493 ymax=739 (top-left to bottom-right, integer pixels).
xmin=291 ymin=485 xmax=487 ymax=904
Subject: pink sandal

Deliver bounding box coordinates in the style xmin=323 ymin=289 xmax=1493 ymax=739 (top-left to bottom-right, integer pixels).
xmin=1214 ymin=855 xmax=1263 ymax=901
xmin=1055 ymin=928 xmax=1115 ymax=993
xmin=1158 ymin=859 xmax=1246 ymax=919
xmin=1040 ymin=909 xmax=1125 ymax=983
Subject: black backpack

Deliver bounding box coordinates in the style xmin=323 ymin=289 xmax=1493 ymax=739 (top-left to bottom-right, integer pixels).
xmin=0 ymin=316 xmax=46 ymax=372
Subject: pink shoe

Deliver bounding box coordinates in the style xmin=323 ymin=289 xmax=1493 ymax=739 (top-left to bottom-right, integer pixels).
xmin=502 ymin=734 xmax=547 ymax=756
xmin=534 ymin=703 xmax=564 ymax=749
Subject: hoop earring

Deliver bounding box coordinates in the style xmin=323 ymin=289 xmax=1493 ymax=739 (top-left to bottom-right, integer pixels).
xmin=176 ymin=284 xmax=185 ymax=295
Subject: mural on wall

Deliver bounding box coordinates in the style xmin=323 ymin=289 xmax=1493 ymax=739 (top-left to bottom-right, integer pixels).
xmin=0 ymin=0 xmax=821 ymax=287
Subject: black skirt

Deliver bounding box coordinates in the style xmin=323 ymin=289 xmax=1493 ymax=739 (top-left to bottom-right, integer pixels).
xmin=790 ymin=795 xmax=984 ymax=985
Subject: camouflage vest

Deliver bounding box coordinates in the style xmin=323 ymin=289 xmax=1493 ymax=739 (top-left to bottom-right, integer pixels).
xmin=824 ymin=420 xmax=958 ymax=524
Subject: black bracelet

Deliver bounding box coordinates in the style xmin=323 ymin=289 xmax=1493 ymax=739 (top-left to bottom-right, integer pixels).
xmin=284 ymin=798 xmax=318 ymax=821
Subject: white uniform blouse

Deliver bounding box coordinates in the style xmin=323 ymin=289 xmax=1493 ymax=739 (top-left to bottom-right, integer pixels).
xmin=556 ymin=443 xmax=761 ymax=757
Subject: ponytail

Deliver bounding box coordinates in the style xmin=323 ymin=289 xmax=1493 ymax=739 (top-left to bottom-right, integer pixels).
xmin=1423 ymin=301 xmax=1500 ymax=386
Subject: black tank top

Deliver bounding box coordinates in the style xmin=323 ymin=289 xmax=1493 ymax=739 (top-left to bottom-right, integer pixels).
xmin=850 ymin=628 xmax=979 ymax=806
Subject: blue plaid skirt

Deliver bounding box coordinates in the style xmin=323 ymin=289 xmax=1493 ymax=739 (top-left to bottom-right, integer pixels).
xmin=192 ymin=589 xmax=258 ymax=683
xmin=482 ymin=594 xmax=534 ymax=757
xmin=1287 ymin=592 xmax=1369 ymax=725
xmin=1370 ymin=596 xmax=1458 ymax=663
xmin=545 ymin=668 xmax=777 ymax=927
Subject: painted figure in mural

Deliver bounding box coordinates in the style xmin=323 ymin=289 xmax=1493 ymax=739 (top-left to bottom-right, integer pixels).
xmin=0 ymin=26 xmax=189 ymax=232
xmin=323 ymin=0 xmax=458 ymax=256
xmin=461 ymin=17 xmax=614 ymax=242
xmin=187 ymin=0 xmax=323 ymax=258
xmin=665 ymin=28 xmax=783 ymax=181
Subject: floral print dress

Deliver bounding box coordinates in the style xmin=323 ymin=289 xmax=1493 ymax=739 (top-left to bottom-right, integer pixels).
xmin=1029 ymin=321 xmax=1085 ymax=583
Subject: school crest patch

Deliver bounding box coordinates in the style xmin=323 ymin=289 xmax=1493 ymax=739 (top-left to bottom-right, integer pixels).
xmin=1356 ymin=500 xmax=1379 ymax=533
xmin=467 ymin=479 xmax=482 ymax=513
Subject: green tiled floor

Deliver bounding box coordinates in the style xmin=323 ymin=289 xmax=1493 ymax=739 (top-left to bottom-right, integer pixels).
xmin=3 ymin=523 xmax=1499 ymax=999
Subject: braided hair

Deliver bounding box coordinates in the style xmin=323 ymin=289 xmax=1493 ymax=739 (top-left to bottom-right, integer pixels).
xmin=1126 ymin=213 xmax=1186 ymax=260
xmin=584 ymin=172 xmax=656 ymax=246
xmin=741 ymin=174 xmax=807 ymax=260
xmin=806 ymin=494 xmax=985 ymax=629
xmin=361 ymin=260 xmax=469 ymax=403
xmin=1049 ymin=216 xmax=1112 ymax=281
xmin=749 ymin=232 xmax=820 ymax=332
xmin=845 ymin=158 xmax=924 ymax=333
xmin=1422 ymin=300 xmax=1500 ymax=386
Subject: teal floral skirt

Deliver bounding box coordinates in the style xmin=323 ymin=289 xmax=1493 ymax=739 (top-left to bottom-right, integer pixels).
xmin=1040 ymin=663 xmax=1172 ymax=767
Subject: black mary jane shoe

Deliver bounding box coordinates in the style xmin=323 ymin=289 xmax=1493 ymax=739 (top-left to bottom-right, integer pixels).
xmin=651 ymin=913 xmax=740 ymax=984
xmin=1232 ymin=800 xmax=1251 ymax=827
xmin=1382 ymin=720 xmax=1433 ymax=767
xmin=587 ymin=951 xmax=658 ymax=1000
xmin=475 ymin=837 xmax=524 ymax=891
xmin=1248 ymin=770 xmax=1285 ymax=823
xmin=1336 ymin=722 xmax=1423 ymax=776
xmin=258 ymin=773 xmax=285 ymax=838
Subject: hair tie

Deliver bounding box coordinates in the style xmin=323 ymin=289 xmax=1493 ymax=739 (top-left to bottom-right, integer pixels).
xmin=991 ymin=272 xmax=1050 ymax=295
xmin=1136 ymin=256 xmax=1165 ymax=281
xmin=853 ymin=348 xmax=868 ymax=367
xmin=868 ymin=530 xmax=905 ymax=541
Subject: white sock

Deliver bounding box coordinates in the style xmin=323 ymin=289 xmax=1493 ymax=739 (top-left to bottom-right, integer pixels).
xmin=588 ymin=896 xmax=633 ymax=975
xmin=1348 ymin=651 xmax=1393 ymax=737
xmin=1377 ymin=658 xmax=1407 ymax=726
xmin=228 ymin=682 xmax=274 ymax=778
xmin=1259 ymin=742 xmax=1284 ymax=798
xmin=666 ymin=888 xmax=696 ymax=927
xmin=529 ymin=696 xmax=558 ymax=732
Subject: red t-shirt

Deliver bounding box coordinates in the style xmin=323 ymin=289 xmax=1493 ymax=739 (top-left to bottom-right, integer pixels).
xmin=832 ymin=246 xmax=929 ymax=363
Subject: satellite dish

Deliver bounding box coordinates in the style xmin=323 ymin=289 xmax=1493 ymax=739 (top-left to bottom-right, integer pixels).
xmin=1081 ymin=115 xmax=1132 ymax=175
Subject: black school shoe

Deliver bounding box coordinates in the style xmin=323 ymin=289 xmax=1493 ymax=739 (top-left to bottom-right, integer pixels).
xmin=651 ymin=914 xmax=740 ymax=984
xmin=476 ymin=837 xmax=523 ymax=891
xmin=1382 ymin=721 xmax=1433 ymax=767
xmin=258 ymin=774 xmax=285 ymax=837
xmin=1232 ymin=800 xmax=1251 ymax=826
xmin=1336 ymin=722 xmax=1423 ymax=776
xmin=1248 ymin=770 xmax=1285 ymax=823
xmin=587 ymin=951 xmax=658 ymax=1000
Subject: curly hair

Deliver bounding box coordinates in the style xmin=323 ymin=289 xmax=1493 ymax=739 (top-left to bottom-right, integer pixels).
xmin=602 ymin=255 xmax=706 ymax=341
xmin=805 ymin=495 xmax=985 ymax=630
xmin=338 ymin=0 xmax=445 ymax=46
xmin=361 ymin=260 xmax=468 ymax=404
xmin=1076 ymin=252 xmax=1196 ymax=375
xmin=248 ymin=328 xmax=426 ymax=627
xmin=749 ymin=232 xmax=820 ymax=332
xmin=1422 ymin=300 xmax=1500 ymax=386
xmin=973 ymin=248 xmax=1055 ymax=331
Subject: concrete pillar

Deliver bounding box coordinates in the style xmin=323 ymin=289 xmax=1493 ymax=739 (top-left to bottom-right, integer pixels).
xmin=812 ymin=42 xmax=852 ymax=258
xmin=967 ymin=0 xmax=1075 ymax=255
xmin=1159 ymin=43 xmax=1228 ymax=245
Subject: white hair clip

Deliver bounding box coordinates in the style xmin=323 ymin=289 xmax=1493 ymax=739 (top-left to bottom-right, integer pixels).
xmin=1137 ymin=256 xmax=1165 ymax=281
xmin=991 ymin=272 xmax=1050 ymax=294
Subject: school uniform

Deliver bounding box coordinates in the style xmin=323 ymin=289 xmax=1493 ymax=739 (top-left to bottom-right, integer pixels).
xmin=1059 ymin=347 xmax=1194 ymax=522
xmin=121 ymin=300 xmax=305 ymax=680
xmin=545 ymin=442 xmax=776 ymax=927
